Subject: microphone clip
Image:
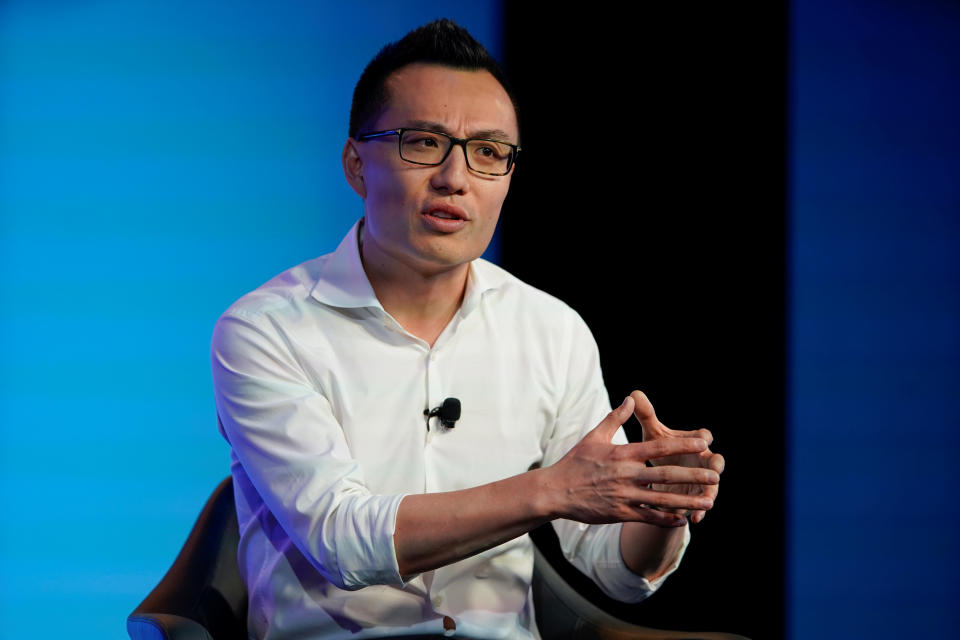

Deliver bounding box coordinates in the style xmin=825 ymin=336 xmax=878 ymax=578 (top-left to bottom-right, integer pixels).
xmin=423 ymin=397 xmax=461 ymax=430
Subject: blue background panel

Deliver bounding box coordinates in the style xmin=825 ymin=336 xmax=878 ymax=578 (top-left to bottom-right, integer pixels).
xmin=0 ymin=2 xmax=499 ymax=638
xmin=789 ymin=1 xmax=960 ymax=637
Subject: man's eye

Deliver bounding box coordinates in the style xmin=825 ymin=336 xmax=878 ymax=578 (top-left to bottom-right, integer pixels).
xmin=407 ymin=134 xmax=441 ymax=148
xmin=472 ymin=143 xmax=509 ymax=160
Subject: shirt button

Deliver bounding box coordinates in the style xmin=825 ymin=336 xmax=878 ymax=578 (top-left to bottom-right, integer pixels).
xmin=432 ymin=595 xmax=443 ymax=606
xmin=443 ymin=616 xmax=456 ymax=636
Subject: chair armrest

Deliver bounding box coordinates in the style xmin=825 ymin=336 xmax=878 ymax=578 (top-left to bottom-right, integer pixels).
xmin=127 ymin=613 xmax=215 ymax=640
xmin=532 ymin=546 xmax=750 ymax=640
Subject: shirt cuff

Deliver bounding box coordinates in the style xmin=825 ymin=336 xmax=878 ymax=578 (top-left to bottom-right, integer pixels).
xmin=331 ymin=492 xmax=409 ymax=589
xmin=594 ymin=521 xmax=691 ymax=603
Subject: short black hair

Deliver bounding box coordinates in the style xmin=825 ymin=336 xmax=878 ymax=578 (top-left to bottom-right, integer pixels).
xmin=348 ymin=18 xmax=519 ymax=139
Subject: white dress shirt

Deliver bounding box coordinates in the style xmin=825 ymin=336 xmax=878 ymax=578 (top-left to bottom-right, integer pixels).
xmin=211 ymin=220 xmax=688 ymax=640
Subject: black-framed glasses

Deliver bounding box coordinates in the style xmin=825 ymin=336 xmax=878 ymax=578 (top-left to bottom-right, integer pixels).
xmin=356 ymin=128 xmax=520 ymax=176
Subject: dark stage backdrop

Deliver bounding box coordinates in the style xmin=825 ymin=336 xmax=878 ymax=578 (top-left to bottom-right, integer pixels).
xmin=500 ymin=5 xmax=787 ymax=638
xmin=502 ymin=2 xmax=960 ymax=639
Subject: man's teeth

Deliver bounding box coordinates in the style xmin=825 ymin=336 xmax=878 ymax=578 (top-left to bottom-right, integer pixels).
xmin=431 ymin=211 xmax=457 ymax=219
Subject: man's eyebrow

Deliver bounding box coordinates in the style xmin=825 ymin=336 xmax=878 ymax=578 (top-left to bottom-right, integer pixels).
xmin=406 ymin=120 xmax=516 ymax=143
xmin=471 ymin=128 xmax=516 ymax=143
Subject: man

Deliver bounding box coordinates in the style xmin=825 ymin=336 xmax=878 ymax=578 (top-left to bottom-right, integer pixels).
xmin=212 ymin=19 xmax=723 ymax=640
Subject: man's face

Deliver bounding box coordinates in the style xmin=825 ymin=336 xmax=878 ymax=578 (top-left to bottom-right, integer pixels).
xmin=345 ymin=63 xmax=518 ymax=277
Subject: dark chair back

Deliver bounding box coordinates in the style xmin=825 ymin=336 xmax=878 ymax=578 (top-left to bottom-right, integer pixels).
xmin=129 ymin=479 xmax=749 ymax=640
xmin=127 ymin=477 xmax=247 ymax=640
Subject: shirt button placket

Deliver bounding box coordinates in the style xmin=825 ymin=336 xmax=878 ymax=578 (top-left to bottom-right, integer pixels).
xmin=423 ymin=348 xmax=444 ymax=492
xmin=425 ymin=349 xmax=444 ymax=427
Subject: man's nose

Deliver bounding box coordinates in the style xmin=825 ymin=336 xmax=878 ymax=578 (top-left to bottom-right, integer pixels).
xmin=429 ymin=143 xmax=471 ymax=194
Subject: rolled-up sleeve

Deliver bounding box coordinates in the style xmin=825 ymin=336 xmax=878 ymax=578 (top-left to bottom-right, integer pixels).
xmin=211 ymin=310 xmax=407 ymax=590
xmin=550 ymin=519 xmax=690 ymax=602
xmin=542 ymin=311 xmax=689 ymax=602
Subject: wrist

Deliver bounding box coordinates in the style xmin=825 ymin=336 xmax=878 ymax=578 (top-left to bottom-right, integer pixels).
xmin=528 ymin=466 xmax=563 ymax=521
xmin=620 ymin=520 xmax=689 ymax=580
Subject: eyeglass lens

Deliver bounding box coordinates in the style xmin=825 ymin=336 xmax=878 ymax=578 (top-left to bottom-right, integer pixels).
xmin=400 ymin=130 xmax=513 ymax=174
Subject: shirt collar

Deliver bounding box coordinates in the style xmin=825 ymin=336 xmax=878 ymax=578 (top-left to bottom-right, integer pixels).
xmin=309 ymin=219 xmax=381 ymax=309
xmin=461 ymin=253 xmax=506 ymax=317
xmin=309 ymin=218 xmax=507 ymax=314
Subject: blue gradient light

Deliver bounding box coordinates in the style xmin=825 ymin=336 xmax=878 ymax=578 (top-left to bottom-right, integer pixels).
xmin=0 ymin=2 xmax=500 ymax=638
xmin=789 ymin=1 xmax=960 ymax=637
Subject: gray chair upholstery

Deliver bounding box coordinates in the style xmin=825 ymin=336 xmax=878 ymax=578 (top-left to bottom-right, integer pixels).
xmin=128 ymin=478 xmax=749 ymax=640
xmin=127 ymin=477 xmax=245 ymax=640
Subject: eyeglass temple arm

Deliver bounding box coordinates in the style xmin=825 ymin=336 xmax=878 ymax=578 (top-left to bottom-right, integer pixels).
xmin=356 ymin=130 xmax=400 ymax=141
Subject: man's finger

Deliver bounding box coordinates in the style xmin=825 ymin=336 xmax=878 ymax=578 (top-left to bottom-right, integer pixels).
xmin=636 ymin=487 xmax=714 ymax=512
xmin=631 ymin=389 xmax=675 ymax=442
xmin=708 ymin=452 xmax=726 ymax=474
xmin=692 ymin=461 xmax=723 ymax=524
xmin=701 ymin=480 xmax=720 ymax=501
xmin=623 ymin=436 xmax=708 ymax=461
xmin=585 ymin=396 xmax=634 ymax=442
xmin=692 ymin=428 xmax=714 ymax=446
xmin=630 ymin=390 xmax=658 ymax=424
xmin=637 ymin=465 xmax=720 ymax=486
xmin=662 ymin=426 xmax=715 ymax=445
xmin=631 ymin=505 xmax=689 ymax=528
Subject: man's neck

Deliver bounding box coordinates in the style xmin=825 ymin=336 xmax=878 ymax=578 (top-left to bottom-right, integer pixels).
xmin=359 ymin=224 xmax=469 ymax=347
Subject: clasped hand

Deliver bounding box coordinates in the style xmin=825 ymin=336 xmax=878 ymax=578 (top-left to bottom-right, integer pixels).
xmin=550 ymin=391 xmax=724 ymax=528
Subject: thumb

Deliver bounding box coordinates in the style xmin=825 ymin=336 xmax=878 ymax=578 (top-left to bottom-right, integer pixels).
xmin=631 ymin=390 xmax=669 ymax=440
xmin=587 ymin=396 xmax=634 ymax=443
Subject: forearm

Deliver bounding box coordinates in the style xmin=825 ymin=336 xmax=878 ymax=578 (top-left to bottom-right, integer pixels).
xmin=619 ymin=520 xmax=689 ymax=581
xmin=394 ymin=467 xmax=556 ymax=576
xmin=395 ymin=397 xmax=712 ymax=578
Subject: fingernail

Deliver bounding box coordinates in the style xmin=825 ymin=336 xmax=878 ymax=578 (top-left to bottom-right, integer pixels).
xmin=620 ymin=397 xmax=630 ymax=408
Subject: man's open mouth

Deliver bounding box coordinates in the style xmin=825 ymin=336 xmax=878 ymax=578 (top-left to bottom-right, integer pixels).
xmin=423 ymin=204 xmax=467 ymax=222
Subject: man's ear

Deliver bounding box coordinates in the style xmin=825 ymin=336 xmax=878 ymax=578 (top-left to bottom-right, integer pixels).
xmin=342 ymin=138 xmax=366 ymax=199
